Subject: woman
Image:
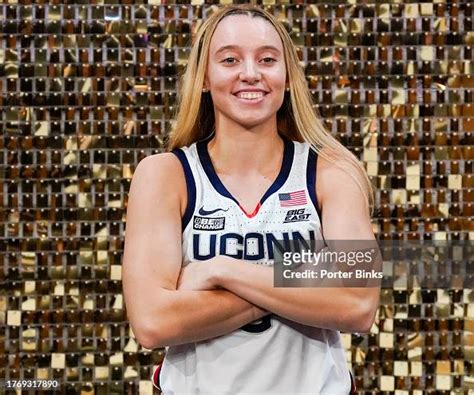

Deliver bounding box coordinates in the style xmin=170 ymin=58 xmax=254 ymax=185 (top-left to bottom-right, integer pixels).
xmin=122 ymin=4 xmax=380 ymax=394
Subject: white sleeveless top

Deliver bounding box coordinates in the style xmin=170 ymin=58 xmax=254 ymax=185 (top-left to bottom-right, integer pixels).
xmin=157 ymin=136 xmax=352 ymax=395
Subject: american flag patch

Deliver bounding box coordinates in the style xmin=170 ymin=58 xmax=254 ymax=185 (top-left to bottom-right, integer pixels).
xmin=278 ymin=190 xmax=307 ymax=207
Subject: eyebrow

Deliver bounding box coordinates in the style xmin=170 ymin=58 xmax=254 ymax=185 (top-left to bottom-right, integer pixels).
xmin=214 ymin=45 xmax=282 ymax=55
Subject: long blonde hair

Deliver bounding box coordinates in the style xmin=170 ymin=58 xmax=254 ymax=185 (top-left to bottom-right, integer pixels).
xmin=167 ymin=4 xmax=374 ymax=214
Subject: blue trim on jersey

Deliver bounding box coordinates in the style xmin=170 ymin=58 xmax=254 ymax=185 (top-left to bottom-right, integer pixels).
xmin=260 ymin=138 xmax=294 ymax=203
xmin=172 ymin=148 xmax=196 ymax=230
xmin=196 ymin=136 xmax=295 ymax=209
xmin=307 ymin=147 xmax=329 ymax=248
xmin=306 ymin=147 xmax=322 ymax=221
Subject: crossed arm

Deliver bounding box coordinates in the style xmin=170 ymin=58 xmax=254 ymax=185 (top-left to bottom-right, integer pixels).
xmin=122 ymin=153 xmax=380 ymax=350
xmin=122 ymin=154 xmax=269 ymax=349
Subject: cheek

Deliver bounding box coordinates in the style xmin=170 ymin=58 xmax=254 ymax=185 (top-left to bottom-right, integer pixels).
xmin=273 ymin=65 xmax=287 ymax=87
xmin=206 ymin=66 xmax=233 ymax=90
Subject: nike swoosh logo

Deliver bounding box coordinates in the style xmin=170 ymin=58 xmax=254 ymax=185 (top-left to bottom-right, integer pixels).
xmin=198 ymin=206 xmax=229 ymax=216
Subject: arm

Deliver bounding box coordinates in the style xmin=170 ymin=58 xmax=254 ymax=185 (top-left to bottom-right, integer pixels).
xmin=180 ymin=156 xmax=380 ymax=333
xmin=122 ymin=154 xmax=267 ymax=350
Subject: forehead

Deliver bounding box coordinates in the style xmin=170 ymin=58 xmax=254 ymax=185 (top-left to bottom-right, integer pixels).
xmin=210 ymin=14 xmax=283 ymax=53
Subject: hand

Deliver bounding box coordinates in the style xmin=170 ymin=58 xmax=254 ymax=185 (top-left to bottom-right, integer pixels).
xmin=177 ymin=261 xmax=217 ymax=291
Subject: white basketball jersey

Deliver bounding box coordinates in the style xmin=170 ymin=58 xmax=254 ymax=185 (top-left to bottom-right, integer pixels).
xmin=158 ymin=136 xmax=352 ymax=395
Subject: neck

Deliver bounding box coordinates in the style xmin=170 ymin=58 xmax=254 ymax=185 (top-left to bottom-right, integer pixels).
xmin=208 ymin=120 xmax=284 ymax=175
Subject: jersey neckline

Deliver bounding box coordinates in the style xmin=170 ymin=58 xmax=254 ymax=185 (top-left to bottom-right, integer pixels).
xmin=196 ymin=135 xmax=295 ymax=218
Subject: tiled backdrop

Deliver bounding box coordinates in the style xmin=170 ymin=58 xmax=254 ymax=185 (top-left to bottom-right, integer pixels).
xmin=1 ymin=1 xmax=473 ymax=394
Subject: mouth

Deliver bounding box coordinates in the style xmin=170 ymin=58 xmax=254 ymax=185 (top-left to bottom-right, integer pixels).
xmin=232 ymin=91 xmax=269 ymax=102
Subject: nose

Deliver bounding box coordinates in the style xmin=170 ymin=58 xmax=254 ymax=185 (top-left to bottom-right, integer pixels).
xmin=239 ymin=59 xmax=261 ymax=83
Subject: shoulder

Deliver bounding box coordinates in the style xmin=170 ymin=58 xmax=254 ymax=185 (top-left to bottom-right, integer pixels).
xmin=315 ymin=149 xmax=373 ymax=238
xmin=134 ymin=152 xmax=184 ymax=183
xmin=130 ymin=152 xmax=187 ymax=207
xmin=315 ymin=149 xmax=368 ymax=210
xmin=137 ymin=151 xmax=183 ymax=169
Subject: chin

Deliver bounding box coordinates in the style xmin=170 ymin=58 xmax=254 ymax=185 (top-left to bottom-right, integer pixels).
xmin=235 ymin=116 xmax=273 ymax=128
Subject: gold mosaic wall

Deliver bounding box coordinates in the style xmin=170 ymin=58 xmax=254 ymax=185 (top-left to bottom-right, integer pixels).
xmin=1 ymin=1 xmax=473 ymax=393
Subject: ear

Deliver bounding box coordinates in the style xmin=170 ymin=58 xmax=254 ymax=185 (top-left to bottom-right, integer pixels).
xmin=203 ymin=74 xmax=210 ymax=90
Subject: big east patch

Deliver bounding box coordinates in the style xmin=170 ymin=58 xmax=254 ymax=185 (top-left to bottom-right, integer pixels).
xmin=284 ymin=208 xmax=311 ymax=223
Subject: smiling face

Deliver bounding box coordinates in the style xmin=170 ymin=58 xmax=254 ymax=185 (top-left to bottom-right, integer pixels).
xmin=204 ymin=14 xmax=287 ymax=130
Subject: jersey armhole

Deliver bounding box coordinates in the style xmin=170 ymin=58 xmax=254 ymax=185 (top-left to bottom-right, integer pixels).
xmin=171 ymin=149 xmax=196 ymax=231
xmin=307 ymin=147 xmax=328 ymax=247
xmin=306 ymin=146 xmax=322 ymax=222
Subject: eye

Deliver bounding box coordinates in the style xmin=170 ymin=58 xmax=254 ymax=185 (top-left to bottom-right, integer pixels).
xmin=262 ymin=57 xmax=277 ymax=64
xmin=222 ymin=57 xmax=238 ymax=64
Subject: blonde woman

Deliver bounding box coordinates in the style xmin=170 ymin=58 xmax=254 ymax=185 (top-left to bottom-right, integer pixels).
xmin=123 ymin=4 xmax=379 ymax=394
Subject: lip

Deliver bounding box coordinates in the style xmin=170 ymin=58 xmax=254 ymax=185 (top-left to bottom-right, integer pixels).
xmin=232 ymin=92 xmax=268 ymax=105
xmin=232 ymin=92 xmax=268 ymax=104
xmin=233 ymin=89 xmax=269 ymax=94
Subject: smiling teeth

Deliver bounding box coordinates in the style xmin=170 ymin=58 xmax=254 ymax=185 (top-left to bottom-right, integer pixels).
xmin=236 ymin=92 xmax=265 ymax=99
